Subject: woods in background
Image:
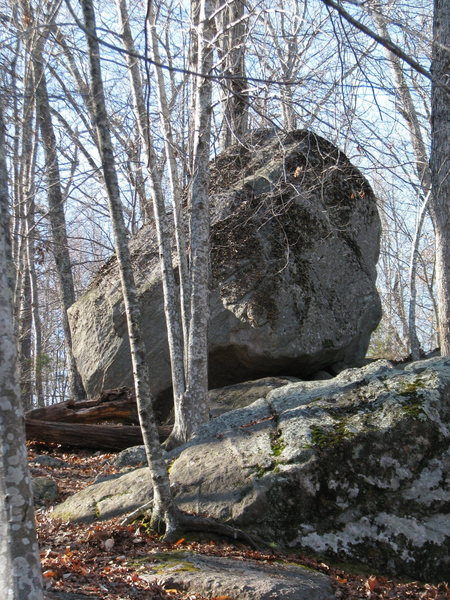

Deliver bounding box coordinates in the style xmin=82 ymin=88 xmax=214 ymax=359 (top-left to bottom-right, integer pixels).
xmin=0 ymin=0 xmax=448 ymax=405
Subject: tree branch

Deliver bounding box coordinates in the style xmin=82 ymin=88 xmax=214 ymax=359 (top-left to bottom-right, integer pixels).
xmin=321 ymin=0 xmax=450 ymax=94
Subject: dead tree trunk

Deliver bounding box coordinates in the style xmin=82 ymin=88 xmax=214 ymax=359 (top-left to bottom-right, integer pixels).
xmin=25 ymin=420 xmax=144 ymax=451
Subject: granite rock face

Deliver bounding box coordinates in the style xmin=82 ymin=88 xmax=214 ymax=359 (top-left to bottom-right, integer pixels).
xmin=69 ymin=129 xmax=381 ymax=401
xmin=51 ymin=357 xmax=450 ymax=581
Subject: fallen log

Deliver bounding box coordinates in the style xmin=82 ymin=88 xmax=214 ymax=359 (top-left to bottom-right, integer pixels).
xmin=25 ymin=419 xmax=172 ymax=451
xmin=26 ymin=387 xmax=138 ymax=425
xmin=25 ymin=419 xmax=143 ymax=450
xmin=24 ymin=387 xmax=175 ymax=450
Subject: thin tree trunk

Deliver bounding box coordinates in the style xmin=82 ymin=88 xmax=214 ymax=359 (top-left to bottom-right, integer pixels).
xmin=24 ymin=171 xmax=45 ymax=407
xmin=367 ymin=1 xmax=439 ymax=356
xmin=215 ymin=0 xmax=248 ymax=149
xmin=188 ymin=0 xmax=202 ymax=169
xmin=146 ymin=0 xmax=191 ymax=358
xmin=80 ymin=0 xmax=179 ymax=532
xmin=430 ymin=0 xmax=450 ymax=355
xmin=15 ymin=44 xmax=35 ymax=410
xmin=17 ymin=255 xmax=32 ymax=410
xmin=183 ymin=0 xmax=215 ymax=436
xmin=116 ymin=0 xmax=188 ymax=447
xmin=408 ymin=192 xmax=431 ymax=360
xmin=28 ymin=12 xmax=86 ymax=401
xmin=0 ymin=102 xmax=44 ymax=600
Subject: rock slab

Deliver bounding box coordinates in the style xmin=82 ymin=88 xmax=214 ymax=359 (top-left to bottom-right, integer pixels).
xmin=51 ymin=357 xmax=450 ymax=581
xmin=68 ymin=129 xmax=381 ymax=402
xmin=139 ymin=551 xmax=334 ymax=600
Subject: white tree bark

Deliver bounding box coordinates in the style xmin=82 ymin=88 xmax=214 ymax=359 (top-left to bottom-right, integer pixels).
xmin=80 ymin=0 xmax=179 ymax=530
xmin=408 ymin=192 xmax=431 ymax=360
xmin=184 ymin=0 xmax=215 ymax=435
xmin=116 ymin=0 xmax=188 ymax=443
xmin=0 ymin=103 xmax=44 ymax=600
xmin=119 ymin=0 xmax=214 ymax=447
xmin=367 ymin=1 xmax=433 ymax=357
xmin=146 ymin=0 xmax=191 ymax=357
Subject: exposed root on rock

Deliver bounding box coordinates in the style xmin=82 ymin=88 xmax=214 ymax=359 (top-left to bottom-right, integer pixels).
xmin=120 ymin=503 xmax=269 ymax=551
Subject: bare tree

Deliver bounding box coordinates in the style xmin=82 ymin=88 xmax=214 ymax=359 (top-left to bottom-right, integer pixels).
xmin=117 ymin=0 xmax=214 ymax=447
xmin=23 ymin=0 xmax=86 ymax=400
xmin=78 ymin=0 xmax=180 ymax=532
xmin=178 ymin=0 xmax=216 ymax=443
xmin=78 ymin=0 xmax=260 ymax=544
xmin=366 ymin=0 xmax=433 ymax=360
xmin=215 ymin=0 xmax=249 ymax=148
xmin=0 ymin=102 xmax=44 ymax=600
xmin=430 ymin=0 xmax=450 ymax=355
xmin=116 ymin=0 xmax=189 ymax=449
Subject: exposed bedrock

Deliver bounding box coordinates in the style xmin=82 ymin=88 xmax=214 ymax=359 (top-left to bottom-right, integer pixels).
xmin=51 ymin=357 xmax=450 ymax=581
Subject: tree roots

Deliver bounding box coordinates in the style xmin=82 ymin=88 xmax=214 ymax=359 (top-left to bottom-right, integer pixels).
xmin=120 ymin=503 xmax=269 ymax=551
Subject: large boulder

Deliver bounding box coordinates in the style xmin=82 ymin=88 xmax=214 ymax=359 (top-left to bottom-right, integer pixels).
xmin=69 ymin=129 xmax=381 ymax=401
xmin=51 ymin=357 xmax=450 ymax=581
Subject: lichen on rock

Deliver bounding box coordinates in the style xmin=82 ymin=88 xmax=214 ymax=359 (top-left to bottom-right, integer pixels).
xmin=68 ymin=129 xmax=381 ymax=405
xmin=51 ymin=357 xmax=450 ymax=581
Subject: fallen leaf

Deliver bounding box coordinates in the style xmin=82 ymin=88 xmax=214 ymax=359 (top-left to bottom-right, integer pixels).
xmin=365 ymin=575 xmax=378 ymax=591
xmin=42 ymin=570 xmax=58 ymax=579
xmin=336 ymin=576 xmax=348 ymax=584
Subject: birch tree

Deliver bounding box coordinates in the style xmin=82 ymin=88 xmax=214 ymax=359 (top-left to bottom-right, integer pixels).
xmin=0 ymin=102 xmax=44 ymax=600
xmin=116 ymin=0 xmax=214 ymax=447
xmin=79 ymin=0 xmax=180 ymax=533
xmin=179 ymin=0 xmax=215 ymax=442
xmin=79 ymin=0 xmax=261 ymax=543
xmin=116 ymin=0 xmax=187 ymax=450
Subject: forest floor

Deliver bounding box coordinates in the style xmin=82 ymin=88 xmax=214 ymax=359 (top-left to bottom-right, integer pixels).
xmin=29 ymin=442 xmax=449 ymax=600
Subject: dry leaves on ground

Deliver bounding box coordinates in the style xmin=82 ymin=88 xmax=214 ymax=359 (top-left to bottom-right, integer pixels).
xmin=29 ymin=442 xmax=450 ymax=600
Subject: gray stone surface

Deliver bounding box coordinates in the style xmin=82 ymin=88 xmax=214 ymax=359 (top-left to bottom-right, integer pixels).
xmin=33 ymin=477 xmax=58 ymax=505
xmin=51 ymin=357 xmax=450 ymax=580
xmin=209 ymin=376 xmax=299 ymax=417
xmin=114 ymin=445 xmax=148 ymax=468
xmin=68 ymin=130 xmax=381 ymax=403
xmin=31 ymin=455 xmax=69 ymax=468
xmin=139 ymin=551 xmax=334 ymax=600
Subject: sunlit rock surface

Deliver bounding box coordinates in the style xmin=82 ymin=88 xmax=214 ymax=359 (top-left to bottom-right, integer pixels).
xmin=69 ymin=129 xmax=381 ymax=403
xmin=51 ymin=357 xmax=450 ymax=581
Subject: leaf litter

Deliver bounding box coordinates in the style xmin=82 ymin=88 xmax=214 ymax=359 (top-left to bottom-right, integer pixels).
xmin=28 ymin=442 xmax=449 ymax=600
